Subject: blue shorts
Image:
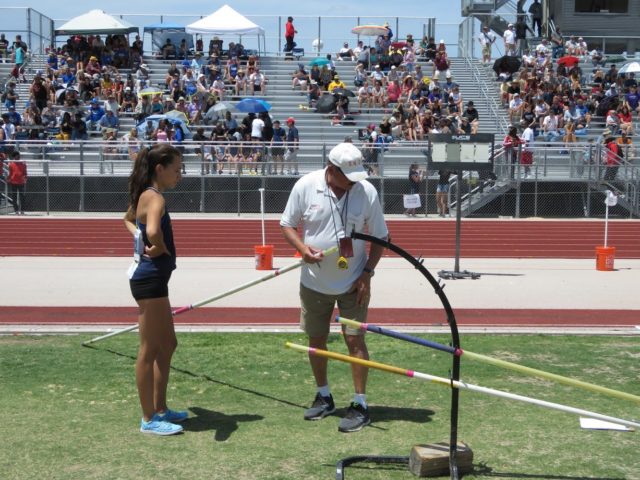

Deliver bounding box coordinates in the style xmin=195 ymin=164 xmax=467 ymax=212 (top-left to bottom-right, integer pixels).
xmin=129 ymin=273 xmax=171 ymax=300
xmin=437 ymin=184 xmax=450 ymax=193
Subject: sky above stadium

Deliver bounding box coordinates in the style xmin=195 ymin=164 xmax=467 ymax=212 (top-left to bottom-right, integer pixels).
xmin=24 ymin=1 xmax=463 ymax=23
xmin=15 ymin=1 xmax=465 ymax=54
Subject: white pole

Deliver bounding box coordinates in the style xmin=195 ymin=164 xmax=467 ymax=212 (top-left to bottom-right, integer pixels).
xmin=83 ymin=246 xmax=339 ymax=345
xmin=412 ymin=371 xmax=640 ymax=430
xmin=259 ymin=187 xmax=266 ymax=246
xmin=604 ymin=195 xmax=609 ymax=247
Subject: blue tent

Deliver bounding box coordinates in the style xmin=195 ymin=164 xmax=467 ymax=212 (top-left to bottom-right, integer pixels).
xmin=143 ymin=22 xmax=186 ymax=33
xmin=143 ymin=22 xmax=193 ymax=53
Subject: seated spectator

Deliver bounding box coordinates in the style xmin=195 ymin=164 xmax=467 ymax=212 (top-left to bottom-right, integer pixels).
xmin=590 ymin=48 xmax=606 ymax=67
xmin=319 ymin=65 xmax=332 ymax=90
xmin=337 ymin=42 xmax=355 ymax=61
xmin=307 ymin=79 xmax=321 ymax=108
xmin=461 ymin=101 xmax=479 ymax=134
xmin=178 ymin=38 xmax=189 ymax=59
xmin=225 ymin=56 xmax=239 ymax=82
xmin=71 ymin=112 xmax=88 ymax=140
xmin=210 ymin=75 xmax=226 ymax=100
xmin=161 ymin=38 xmax=176 ymax=59
xmin=99 ymin=109 xmax=119 ymax=135
xmin=370 ymin=64 xmax=386 ymax=86
xmin=3 ymin=80 xmax=18 ymax=108
xmin=352 ymin=41 xmax=365 ymax=61
xmin=386 ymin=79 xmax=401 ymax=104
xmin=209 ymin=36 xmax=223 ymax=57
xmin=5 ymin=105 xmax=21 ymax=127
xmin=371 ymin=80 xmax=387 ymax=108
xmin=542 ymin=112 xmax=561 ymax=141
xmin=617 ymin=105 xmax=634 ymax=135
xmin=85 ymin=56 xmax=101 ymax=76
xmin=291 ymin=64 xmax=309 ymax=92
xmin=402 ymin=45 xmax=416 ymax=72
xmin=327 ymin=75 xmax=346 ymax=92
xmin=249 ymin=68 xmax=267 ymax=95
xmin=234 ymin=70 xmax=248 ymax=96
xmin=358 ymin=80 xmax=373 ymax=110
xmin=181 ymin=69 xmax=198 ymax=97
xmin=509 ymin=93 xmax=524 ymax=123
xmin=121 ymin=86 xmax=137 ymax=112
xmin=191 ymin=52 xmax=205 ymax=75
xmin=41 ymin=101 xmax=57 ymax=128
xmin=354 ymin=63 xmax=366 ymax=87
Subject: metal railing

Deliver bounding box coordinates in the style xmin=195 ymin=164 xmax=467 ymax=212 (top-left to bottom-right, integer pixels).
xmin=0 ymin=7 xmax=54 ymax=56
xmin=2 ymin=139 xmax=638 ymax=219
xmin=463 ymin=55 xmax=509 ymax=136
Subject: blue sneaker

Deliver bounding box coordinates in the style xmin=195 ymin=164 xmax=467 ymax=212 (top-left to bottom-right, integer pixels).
xmin=140 ymin=415 xmax=183 ymax=436
xmin=156 ymin=408 xmax=189 ymax=423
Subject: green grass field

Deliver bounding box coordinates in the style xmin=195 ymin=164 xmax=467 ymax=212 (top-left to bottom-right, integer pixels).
xmin=1 ymin=333 xmax=638 ymax=480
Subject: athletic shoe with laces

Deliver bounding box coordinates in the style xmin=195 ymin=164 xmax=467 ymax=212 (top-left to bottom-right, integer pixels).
xmin=140 ymin=414 xmax=183 ymax=436
xmin=156 ymin=408 xmax=189 ymax=423
xmin=338 ymin=402 xmax=370 ymax=433
xmin=304 ymin=393 xmax=336 ymax=420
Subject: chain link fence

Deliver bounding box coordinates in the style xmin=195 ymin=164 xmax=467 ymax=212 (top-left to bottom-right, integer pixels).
xmin=1 ymin=140 xmax=639 ymax=218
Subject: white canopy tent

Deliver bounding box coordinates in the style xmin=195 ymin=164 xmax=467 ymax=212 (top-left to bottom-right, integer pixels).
xmin=55 ymin=9 xmax=138 ymax=36
xmin=185 ymin=4 xmax=265 ymax=55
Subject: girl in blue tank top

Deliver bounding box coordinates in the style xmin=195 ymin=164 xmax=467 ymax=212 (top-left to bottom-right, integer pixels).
xmin=124 ymin=143 xmax=186 ymax=436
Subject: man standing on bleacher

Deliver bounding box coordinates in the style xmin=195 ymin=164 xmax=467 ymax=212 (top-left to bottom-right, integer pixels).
xmin=285 ymin=17 xmax=297 ymax=53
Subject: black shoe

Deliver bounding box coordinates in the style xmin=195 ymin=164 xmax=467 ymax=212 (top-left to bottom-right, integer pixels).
xmin=304 ymin=393 xmax=336 ymax=421
xmin=338 ymin=402 xmax=371 ymax=433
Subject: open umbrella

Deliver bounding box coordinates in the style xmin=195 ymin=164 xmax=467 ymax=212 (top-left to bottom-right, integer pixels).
xmin=618 ymin=61 xmax=640 ymax=74
xmin=351 ymin=25 xmax=389 ymax=37
xmin=212 ymin=101 xmax=233 ymax=112
xmin=557 ymin=55 xmax=580 ymax=67
xmin=308 ymin=57 xmax=330 ymax=67
xmin=165 ymin=109 xmax=189 ymax=124
xmin=138 ymin=86 xmax=164 ymax=97
xmin=235 ymin=98 xmax=272 ymax=113
xmin=332 ymin=87 xmax=356 ymax=98
xmin=138 ymin=114 xmax=193 ymax=139
xmin=316 ymin=94 xmax=337 ymax=113
xmin=493 ymin=55 xmax=522 ymax=75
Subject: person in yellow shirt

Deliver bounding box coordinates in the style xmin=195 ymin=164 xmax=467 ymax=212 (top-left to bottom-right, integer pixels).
xmin=327 ymin=75 xmax=346 ymax=92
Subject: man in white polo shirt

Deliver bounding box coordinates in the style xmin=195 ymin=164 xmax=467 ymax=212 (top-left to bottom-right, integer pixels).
xmin=280 ymin=142 xmax=388 ymax=433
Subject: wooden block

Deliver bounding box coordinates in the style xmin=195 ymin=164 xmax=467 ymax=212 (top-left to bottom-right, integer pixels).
xmin=409 ymin=442 xmax=473 ymax=477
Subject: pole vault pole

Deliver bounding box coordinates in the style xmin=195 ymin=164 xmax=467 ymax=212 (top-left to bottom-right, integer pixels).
xmin=336 ymin=317 xmax=640 ymax=405
xmin=82 ymin=246 xmax=338 ymax=346
xmin=286 ymin=342 xmax=640 ymax=430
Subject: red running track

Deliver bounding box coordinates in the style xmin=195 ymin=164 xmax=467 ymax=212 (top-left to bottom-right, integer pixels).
xmin=2 ymin=306 xmax=638 ymax=328
xmin=1 ymin=218 xmax=639 ymax=258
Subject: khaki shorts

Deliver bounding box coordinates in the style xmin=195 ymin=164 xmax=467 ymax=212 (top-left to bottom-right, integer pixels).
xmin=299 ymin=283 xmax=368 ymax=338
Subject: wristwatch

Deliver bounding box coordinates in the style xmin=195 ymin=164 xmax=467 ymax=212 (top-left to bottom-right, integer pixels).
xmin=363 ymin=267 xmax=375 ymax=277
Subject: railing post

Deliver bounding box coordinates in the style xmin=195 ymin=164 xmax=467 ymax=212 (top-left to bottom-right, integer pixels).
xmin=515 ymin=162 xmax=521 ymax=219
xmin=278 ymin=16 xmax=282 ymax=57
xmin=45 ymin=160 xmax=50 ymax=216
xmin=379 ymin=150 xmax=385 ymax=213
xmin=317 ymin=17 xmax=322 ymax=56
xmin=200 ymin=171 xmax=206 ymax=213
xmin=236 ymin=168 xmax=241 ymax=217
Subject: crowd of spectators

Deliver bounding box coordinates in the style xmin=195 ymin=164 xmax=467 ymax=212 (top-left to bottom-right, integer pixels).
xmin=493 ymin=24 xmax=638 ymax=177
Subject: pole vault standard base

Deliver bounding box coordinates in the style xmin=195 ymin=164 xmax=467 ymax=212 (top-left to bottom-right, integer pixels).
xmin=335 ymin=233 xmax=465 ymax=480
xmin=335 ymin=443 xmax=473 ymax=480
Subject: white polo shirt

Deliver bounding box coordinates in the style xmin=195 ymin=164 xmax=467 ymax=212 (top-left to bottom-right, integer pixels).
xmin=280 ymin=168 xmax=388 ymax=295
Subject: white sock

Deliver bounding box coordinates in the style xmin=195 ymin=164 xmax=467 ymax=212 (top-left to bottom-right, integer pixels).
xmin=353 ymin=393 xmax=367 ymax=408
xmin=317 ymin=385 xmax=331 ymax=398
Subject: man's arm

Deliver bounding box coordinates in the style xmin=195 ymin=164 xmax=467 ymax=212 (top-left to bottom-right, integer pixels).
xmin=281 ymin=225 xmax=323 ymax=264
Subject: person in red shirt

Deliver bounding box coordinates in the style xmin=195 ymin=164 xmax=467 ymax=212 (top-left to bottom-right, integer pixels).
xmin=7 ymin=150 xmax=27 ymax=214
xmin=604 ymin=136 xmax=622 ymax=181
xmin=285 ymin=16 xmax=297 ymax=52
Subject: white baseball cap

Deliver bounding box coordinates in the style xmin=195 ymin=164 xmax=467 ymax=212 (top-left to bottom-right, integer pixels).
xmin=328 ymin=143 xmax=368 ymax=182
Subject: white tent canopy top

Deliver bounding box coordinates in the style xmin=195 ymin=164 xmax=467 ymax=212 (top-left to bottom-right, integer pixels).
xmin=55 ymin=9 xmax=138 ymax=36
xmin=185 ymin=4 xmax=265 ymax=35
